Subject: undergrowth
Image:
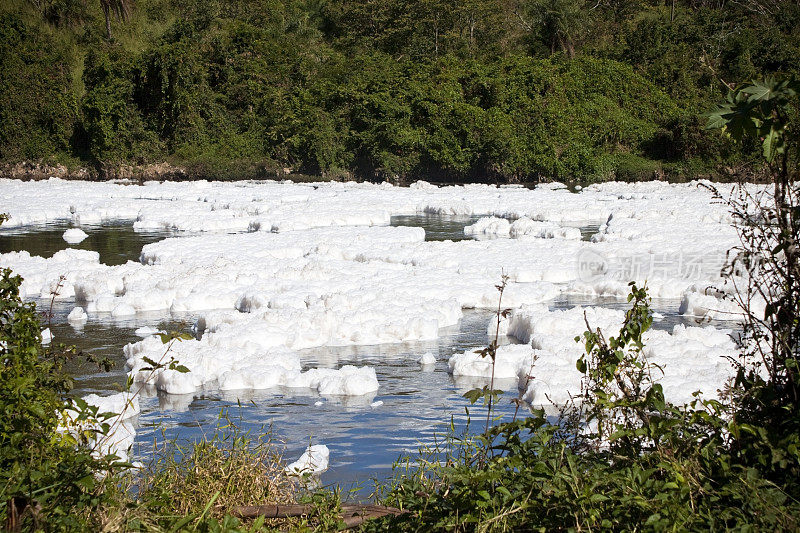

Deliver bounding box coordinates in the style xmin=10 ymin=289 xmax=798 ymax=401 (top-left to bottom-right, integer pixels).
xmin=99 ymin=417 xmax=313 ymax=532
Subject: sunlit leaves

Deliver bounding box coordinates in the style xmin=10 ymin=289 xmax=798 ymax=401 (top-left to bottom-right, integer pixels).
xmin=462 ymin=386 xmax=504 ymax=406
xmin=707 ymin=77 xmax=798 ymax=163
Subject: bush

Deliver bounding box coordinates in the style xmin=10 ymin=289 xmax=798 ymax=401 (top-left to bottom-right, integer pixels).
xmin=0 ymin=214 xmax=115 ymax=531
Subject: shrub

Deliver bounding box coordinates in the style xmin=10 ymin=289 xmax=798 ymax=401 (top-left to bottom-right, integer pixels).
xmin=0 ymin=214 xmax=114 ymax=531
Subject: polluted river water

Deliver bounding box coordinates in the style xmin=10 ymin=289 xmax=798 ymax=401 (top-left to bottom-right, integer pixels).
xmin=0 ymin=178 xmax=743 ymax=492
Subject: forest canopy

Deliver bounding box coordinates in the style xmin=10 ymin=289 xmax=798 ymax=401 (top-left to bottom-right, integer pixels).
xmin=0 ymin=0 xmax=798 ymax=182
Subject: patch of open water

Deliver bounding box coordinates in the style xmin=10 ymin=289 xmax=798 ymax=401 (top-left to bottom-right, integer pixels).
xmin=0 ymin=221 xmax=174 ymax=265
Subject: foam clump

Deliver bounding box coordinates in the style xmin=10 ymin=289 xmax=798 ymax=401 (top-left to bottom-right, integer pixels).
xmin=217 ymin=363 xmax=380 ymax=397
xmin=83 ymin=391 xmax=140 ymax=420
xmin=469 ymin=305 xmax=739 ymax=406
xmin=464 ymin=216 xmax=511 ymax=238
xmin=509 ymin=217 xmax=581 ymax=240
xmin=126 ymin=335 xmax=380 ymax=396
xmin=67 ymin=306 xmax=88 ymax=322
xmin=60 ymin=392 xmax=139 ymax=463
xmin=419 ymin=352 xmax=436 ymax=366
xmin=286 ymin=444 xmax=329 ymax=475
xmin=63 ymin=228 xmax=89 ymax=244
xmin=448 ymin=344 xmax=535 ymax=380
xmin=678 ymin=290 xmax=762 ymax=321
xmin=464 ymin=216 xmax=581 ymax=240
xmin=134 ymin=326 xmax=161 ymax=337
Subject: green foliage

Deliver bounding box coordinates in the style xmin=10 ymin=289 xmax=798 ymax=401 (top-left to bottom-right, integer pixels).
xmin=0 ymin=12 xmax=79 ymax=161
xmin=0 ymin=215 xmax=115 ymax=531
xmin=82 ymin=46 xmax=163 ymax=164
xmin=574 ymin=282 xmax=665 ymax=456
xmin=708 ymin=77 xmax=799 ymax=163
xmin=707 ymin=77 xmax=800 ymax=496
xmin=118 ymin=416 xmax=298 ymax=530
xmin=2 ymin=0 xmax=798 ymax=181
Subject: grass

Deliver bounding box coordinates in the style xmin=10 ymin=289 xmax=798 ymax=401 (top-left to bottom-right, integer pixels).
xmin=99 ymin=415 xmax=305 ymax=531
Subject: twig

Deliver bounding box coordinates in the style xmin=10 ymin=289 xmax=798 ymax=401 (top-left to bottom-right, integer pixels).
xmin=230 ymin=503 xmax=407 ymax=529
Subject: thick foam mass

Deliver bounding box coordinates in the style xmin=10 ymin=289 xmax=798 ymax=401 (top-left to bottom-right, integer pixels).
xmin=1 ymin=178 xmax=753 ymax=401
xmin=286 ymin=444 xmax=329 ymax=475
xmin=448 ymin=305 xmax=737 ymax=406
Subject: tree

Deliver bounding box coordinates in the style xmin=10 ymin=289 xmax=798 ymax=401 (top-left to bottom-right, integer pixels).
xmin=99 ymin=0 xmax=132 ymax=39
xmin=707 ymin=77 xmax=800 ymax=490
xmin=515 ymin=0 xmax=588 ymax=57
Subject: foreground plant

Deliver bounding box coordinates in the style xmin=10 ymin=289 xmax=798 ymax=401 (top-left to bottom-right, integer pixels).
xmin=707 ymin=76 xmax=800 ymax=494
xmin=0 ymin=214 xmax=119 ymax=531
xmin=98 ymin=416 xmax=300 ymax=532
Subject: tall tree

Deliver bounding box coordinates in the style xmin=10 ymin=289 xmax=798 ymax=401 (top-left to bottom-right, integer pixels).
xmin=100 ymin=0 xmax=131 ymax=39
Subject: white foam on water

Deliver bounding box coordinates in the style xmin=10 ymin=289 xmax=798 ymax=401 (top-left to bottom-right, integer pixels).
xmin=60 ymin=392 xmax=139 ymax=464
xmin=63 ymin=228 xmax=89 ymax=243
xmin=419 ymin=352 xmax=436 ymax=366
xmin=454 ymin=305 xmax=738 ymax=406
xmin=67 ymin=306 xmax=88 ymax=322
xmin=0 ymin=179 xmax=759 ymax=404
xmin=286 ymin=444 xmax=329 ymax=475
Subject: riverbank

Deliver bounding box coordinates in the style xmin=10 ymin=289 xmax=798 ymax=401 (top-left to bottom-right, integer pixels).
xmin=0 ymin=158 xmax=768 ymax=186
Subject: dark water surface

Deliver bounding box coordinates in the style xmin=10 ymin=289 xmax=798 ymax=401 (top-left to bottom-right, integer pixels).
xmin=390 ymin=214 xmax=483 ymax=241
xmin=0 ymin=222 xmax=173 ymax=265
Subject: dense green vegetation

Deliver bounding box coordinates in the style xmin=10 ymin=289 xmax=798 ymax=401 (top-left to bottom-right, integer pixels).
xmin=1 ymin=0 xmax=798 ymax=182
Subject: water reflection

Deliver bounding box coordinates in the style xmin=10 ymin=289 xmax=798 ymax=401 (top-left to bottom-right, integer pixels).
xmin=389 ymin=214 xmax=482 ymax=241
xmin=0 ymin=221 xmax=174 ymax=265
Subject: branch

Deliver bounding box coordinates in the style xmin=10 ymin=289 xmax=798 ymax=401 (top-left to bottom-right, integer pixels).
xmin=230 ymin=504 xmax=408 ymax=529
xmin=512 ymin=9 xmax=533 ymax=31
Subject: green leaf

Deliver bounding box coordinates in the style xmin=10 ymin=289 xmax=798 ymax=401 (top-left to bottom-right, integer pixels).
xmin=463 ymin=388 xmax=484 ymax=404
